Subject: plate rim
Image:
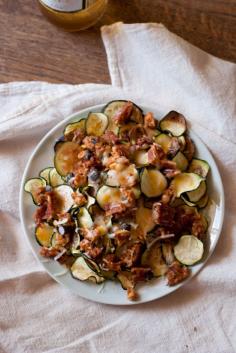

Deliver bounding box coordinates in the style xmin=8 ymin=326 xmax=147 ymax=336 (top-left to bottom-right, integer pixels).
xmin=19 ymin=103 xmax=225 ymax=305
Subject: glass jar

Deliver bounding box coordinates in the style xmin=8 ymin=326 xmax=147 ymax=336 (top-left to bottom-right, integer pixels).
xmin=38 ymin=0 xmax=108 ymax=31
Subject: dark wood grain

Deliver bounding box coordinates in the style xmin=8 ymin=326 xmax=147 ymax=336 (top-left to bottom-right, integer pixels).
xmin=0 ymin=0 xmax=235 ymax=84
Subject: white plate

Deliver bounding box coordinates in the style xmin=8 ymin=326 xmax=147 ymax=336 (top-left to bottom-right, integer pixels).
xmin=19 ymin=103 xmax=225 ymax=305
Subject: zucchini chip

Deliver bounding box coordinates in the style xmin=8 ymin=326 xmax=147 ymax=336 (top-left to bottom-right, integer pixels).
xmin=188 ymin=158 xmax=210 ymax=178
xmin=39 ymin=167 xmax=53 ymax=184
xmin=159 ymin=111 xmax=187 ymax=137
xmin=24 ymin=177 xmax=46 ymax=205
xmin=174 ymin=235 xmax=204 ymax=265
xmin=86 ymin=112 xmax=108 ymax=136
xmin=171 ymin=173 xmax=203 ymax=198
xmin=49 ymin=168 xmax=65 ymax=187
xmin=96 ymin=185 xmax=122 ymax=210
xmin=71 ymin=257 xmax=104 ymax=283
xmin=35 ymin=223 xmax=55 ymax=247
xmin=141 ymin=168 xmax=167 ymax=198
xmin=54 ymin=185 xmax=74 ymax=213
xmin=54 ymin=141 xmax=80 ymax=177
xmin=196 ymin=193 xmax=209 ymax=208
xmin=186 ymin=181 xmax=206 ymax=203
xmin=172 ymin=151 xmax=189 ymax=172
xmin=77 ymin=207 xmax=93 ymax=229
xmin=155 ymin=133 xmax=172 ymax=154
xmin=63 ymin=118 xmax=86 ymax=136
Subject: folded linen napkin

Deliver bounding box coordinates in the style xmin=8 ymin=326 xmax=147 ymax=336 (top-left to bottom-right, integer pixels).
xmin=0 ymin=22 xmax=235 ymax=353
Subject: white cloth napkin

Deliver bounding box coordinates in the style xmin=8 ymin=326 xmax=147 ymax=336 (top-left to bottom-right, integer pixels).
xmin=0 ymin=22 xmax=236 ymax=353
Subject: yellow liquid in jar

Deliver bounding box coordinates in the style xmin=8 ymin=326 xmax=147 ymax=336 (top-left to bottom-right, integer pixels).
xmin=38 ymin=0 xmax=108 ymax=31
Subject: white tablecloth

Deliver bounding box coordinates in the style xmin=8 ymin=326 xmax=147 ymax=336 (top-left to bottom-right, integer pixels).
xmin=0 ymin=22 xmax=236 ymax=353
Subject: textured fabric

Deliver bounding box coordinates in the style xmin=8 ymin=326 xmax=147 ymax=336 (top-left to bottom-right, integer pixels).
xmin=0 ymin=22 xmax=236 ymax=353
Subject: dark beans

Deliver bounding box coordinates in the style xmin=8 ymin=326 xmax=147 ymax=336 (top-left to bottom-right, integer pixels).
xmin=88 ymin=168 xmax=100 ymax=182
xmin=84 ymin=150 xmax=93 ymax=160
xmin=91 ymin=138 xmax=97 ymax=144
xmin=120 ymin=223 xmax=131 ymax=231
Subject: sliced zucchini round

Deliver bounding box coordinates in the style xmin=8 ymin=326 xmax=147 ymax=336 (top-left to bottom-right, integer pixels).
xmin=159 ymin=111 xmax=187 ymax=137
xmin=96 ymin=185 xmax=122 ymax=210
xmin=103 ymin=100 xmax=143 ymax=125
xmin=188 ymin=158 xmax=210 ymax=178
xmin=24 ymin=177 xmax=46 ymax=205
xmin=77 ymin=207 xmax=93 ymax=229
xmin=63 ymin=118 xmax=86 ymax=136
xmin=141 ymin=243 xmax=167 ymax=277
xmin=133 ymin=150 xmax=149 ymax=167
xmin=49 ymin=168 xmax=65 ymax=187
xmin=172 ymin=152 xmax=189 ymax=172
xmin=71 ymin=257 xmax=104 ymax=283
xmin=171 ymin=173 xmax=203 ymax=198
xmin=140 ymin=168 xmax=167 ymax=198
xmin=174 ymin=235 xmax=204 ymax=265
xmin=196 ymin=193 xmax=209 ymax=208
xmin=136 ymin=203 xmax=155 ymax=234
xmin=86 ymin=112 xmax=108 ymax=136
xmin=155 ymin=133 xmax=172 ymax=154
xmin=83 ymin=255 xmax=102 ymax=275
xmin=35 ymin=223 xmax=55 ymax=247
xmin=186 ymin=181 xmax=206 ymax=203
xmin=39 ymin=167 xmax=53 ymax=184
xmin=54 ymin=185 xmax=74 ymax=213
xmin=106 ymin=164 xmax=139 ymax=187
xmin=181 ymin=194 xmax=208 ymax=209
xmin=54 ymin=141 xmax=80 ymax=177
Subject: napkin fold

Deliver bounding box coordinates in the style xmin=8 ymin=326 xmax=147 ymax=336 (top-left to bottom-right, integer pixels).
xmin=0 ymin=22 xmax=236 ymax=353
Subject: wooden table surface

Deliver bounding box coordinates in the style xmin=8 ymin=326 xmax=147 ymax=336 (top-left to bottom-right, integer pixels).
xmin=0 ymin=0 xmax=236 ymax=84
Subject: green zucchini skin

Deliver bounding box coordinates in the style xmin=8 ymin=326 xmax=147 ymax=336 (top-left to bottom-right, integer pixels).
xmin=39 ymin=167 xmax=53 ymax=184
xmin=159 ymin=111 xmax=187 ymax=137
xmin=188 ymin=158 xmax=210 ymax=178
xmin=103 ymin=100 xmax=144 ymax=125
xmin=85 ymin=112 xmax=108 ymax=137
xmin=63 ymin=118 xmax=86 ymax=137
xmin=24 ymin=177 xmax=46 ymax=205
